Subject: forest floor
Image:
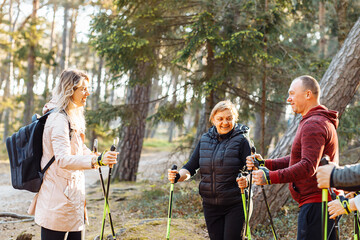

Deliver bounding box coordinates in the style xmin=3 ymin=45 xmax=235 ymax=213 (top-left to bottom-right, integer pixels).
xmin=0 ymin=147 xmax=357 ymax=240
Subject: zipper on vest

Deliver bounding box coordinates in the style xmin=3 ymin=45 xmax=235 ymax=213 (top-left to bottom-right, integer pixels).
xmin=211 ymin=141 xmax=221 ymax=205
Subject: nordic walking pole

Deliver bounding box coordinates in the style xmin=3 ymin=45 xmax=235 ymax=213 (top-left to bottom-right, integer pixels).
xmin=93 ymin=139 xmax=106 ymax=240
xmin=238 ymin=173 xmax=251 ymax=239
xmin=100 ymin=138 xmax=118 ymax=240
xmin=166 ymin=164 xmax=177 ymax=240
xmin=245 ymin=159 xmax=253 ymax=240
xmin=320 ymin=155 xmax=330 ymax=240
xmin=355 ymin=211 xmax=360 ymax=240
xmin=251 ymin=147 xmax=278 ymax=240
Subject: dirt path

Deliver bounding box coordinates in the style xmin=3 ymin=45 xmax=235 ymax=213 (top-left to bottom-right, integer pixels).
xmin=0 ymin=151 xmax=188 ymax=240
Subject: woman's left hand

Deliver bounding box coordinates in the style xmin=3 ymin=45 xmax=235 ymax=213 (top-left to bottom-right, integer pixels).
xmin=328 ymin=199 xmax=346 ymax=219
xmin=236 ymin=176 xmax=248 ymax=189
xmin=101 ymin=151 xmax=118 ymax=166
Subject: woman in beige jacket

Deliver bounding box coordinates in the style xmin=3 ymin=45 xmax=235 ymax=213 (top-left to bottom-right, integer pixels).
xmin=28 ymin=69 xmax=118 ymax=240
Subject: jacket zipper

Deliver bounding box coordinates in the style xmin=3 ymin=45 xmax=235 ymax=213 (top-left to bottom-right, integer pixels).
xmin=211 ymin=140 xmax=221 ymax=205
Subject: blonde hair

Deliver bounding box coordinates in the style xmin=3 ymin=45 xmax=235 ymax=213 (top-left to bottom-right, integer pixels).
xmin=53 ymin=69 xmax=89 ymax=132
xmin=209 ymin=100 xmax=239 ymax=124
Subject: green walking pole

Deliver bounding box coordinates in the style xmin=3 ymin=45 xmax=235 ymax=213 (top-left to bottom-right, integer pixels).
xmin=355 ymin=211 xmax=360 ymax=240
xmin=245 ymin=166 xmax=253 ymax=240
xmin=320 ymin=156 xmax=330 ymax=240
xmin=238 ymin=173 xmax=251 ymax=239
xmin=166 ymin=164 xmax=177 ymax=240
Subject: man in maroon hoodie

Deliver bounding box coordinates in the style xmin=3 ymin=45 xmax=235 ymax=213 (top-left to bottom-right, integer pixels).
xmin=248 ymin=75 xmax=338 ymax=240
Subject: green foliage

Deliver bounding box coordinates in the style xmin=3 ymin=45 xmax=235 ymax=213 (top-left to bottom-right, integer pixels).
xmin=338 ymin=105 xmax=360 ymax=150
xmin=147 ymin=102 xmax=186 ymax=126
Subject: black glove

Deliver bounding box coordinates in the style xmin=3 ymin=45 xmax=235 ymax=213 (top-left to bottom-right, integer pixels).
xmin=259 ymin=166 xmax=271 ymax=185
xmin=174 ymin=173 xmax=180 ymax=183
xmin=254 ymin=157 xmax=265 ymax=168
xmin=337 ymin=195 xmax=351 ymax=214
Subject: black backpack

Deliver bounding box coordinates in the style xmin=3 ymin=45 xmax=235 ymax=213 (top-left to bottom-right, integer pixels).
xmin=6 ymin=110 xmax=69 ymax=193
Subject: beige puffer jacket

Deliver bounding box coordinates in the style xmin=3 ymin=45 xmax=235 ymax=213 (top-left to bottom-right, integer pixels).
xmin=28 ymin=104 xmax=94 ymax=232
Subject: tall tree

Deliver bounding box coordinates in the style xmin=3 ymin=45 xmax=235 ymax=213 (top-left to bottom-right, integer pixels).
xmin=23 ymin=0 xmax=39 ymax=124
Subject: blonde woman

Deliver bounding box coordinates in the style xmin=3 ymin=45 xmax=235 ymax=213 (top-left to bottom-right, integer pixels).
xmin=28 ymin=69 xmax=118 ymax=240
xmin=168 ymin=100 xmax=251 ymax=240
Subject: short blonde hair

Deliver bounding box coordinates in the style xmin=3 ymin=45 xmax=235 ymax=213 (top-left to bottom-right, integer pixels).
xmin=209 ymin=100 xmax=239 ymax=124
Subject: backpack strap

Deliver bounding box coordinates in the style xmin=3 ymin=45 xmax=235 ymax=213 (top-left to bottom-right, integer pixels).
xmin=41 ymin=111 xmax=72 ymax=174
xmin=41 ymin=156 xmax=55 ymax=174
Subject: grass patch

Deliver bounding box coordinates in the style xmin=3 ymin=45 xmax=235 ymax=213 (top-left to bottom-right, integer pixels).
xmin=124 ymin=181 xmax=203 ymax=219
xmin=142 ymin=138 xmax=178 ymax=151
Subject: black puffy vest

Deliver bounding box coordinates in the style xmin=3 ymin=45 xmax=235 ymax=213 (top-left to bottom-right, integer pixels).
xmin=198 ymin=124 xmax=251 ymax=206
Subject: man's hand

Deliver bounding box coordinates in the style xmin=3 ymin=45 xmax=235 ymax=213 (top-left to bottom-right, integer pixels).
xmin=316 ymin=164 xmax=335 ymax=189
xmin=246 ymin=154 xmax=263 ymax=171
xmin=253 ymin=167 xmax=271 ymax=185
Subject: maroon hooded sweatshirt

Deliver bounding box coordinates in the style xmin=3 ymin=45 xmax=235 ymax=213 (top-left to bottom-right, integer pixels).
xmin=265 ymin=105 xmax=339 ymax=207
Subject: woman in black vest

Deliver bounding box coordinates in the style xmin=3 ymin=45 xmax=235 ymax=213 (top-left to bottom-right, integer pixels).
xmin=168 ymin=100 xmax=251 ymax=240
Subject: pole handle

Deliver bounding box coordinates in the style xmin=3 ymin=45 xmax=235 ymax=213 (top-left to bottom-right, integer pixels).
xmin=109 ymin=138 xmax=118 ymax=168
xmin=171 ymin=165 xmax=177 ymax=170
xmin=93 ymin=139 xmax=98 ymax=153
xmin=320 ymin=155 xmax=330 ymax=166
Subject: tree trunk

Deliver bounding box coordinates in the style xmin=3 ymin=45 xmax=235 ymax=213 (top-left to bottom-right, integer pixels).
xmin=68 ymin=8 xmax=78 ymax=64
xmin=90 ymin=57 xmax=103 ymax=144
xmin=335 ymin=0 xmax=349 ymax=47
xmin=260 ymin=0 xmax=268 ymax=156
xmin=318 ymin=0 xmax=326 ymax=58
xmin=3 ymin=0 xmax=13 ymax=141
xmin=250 ymin=16 xmax=360 ymax=226
xmin=43 ymin=3 xmax=57 ymax=103
xmin=60 ymin=3 xmax=69 ymax=71
xmin=168 ymin=71 xmax=178 ymax=142
xmin=23 ymin=0 xmax=38 ymax=125
xmin=190 ymin=40 xmax=220 ymax=156
xmin=112 ymin=62 xmax=152 ymax=181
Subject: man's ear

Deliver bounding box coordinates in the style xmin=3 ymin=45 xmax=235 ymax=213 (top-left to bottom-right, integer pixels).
xmin=306 ymin=90 xmax=312 ymax=99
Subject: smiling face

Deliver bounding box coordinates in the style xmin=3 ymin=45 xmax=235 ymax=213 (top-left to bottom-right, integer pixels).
xmin=71 ymin=79 xmax=90 ymax=108
xmin=287 ymin=79 xmax=310 ymax=116
xmin=212 ymin=109 xmax=235 ymax=135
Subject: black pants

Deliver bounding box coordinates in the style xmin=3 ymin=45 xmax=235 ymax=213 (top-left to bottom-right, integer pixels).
xmin=297 ymin=202 xmax=336 ymax=240
xmin=41 ymin=227 xmax=82 ymax=240
xmin=203 ymin=202 xmax=245 ymax=240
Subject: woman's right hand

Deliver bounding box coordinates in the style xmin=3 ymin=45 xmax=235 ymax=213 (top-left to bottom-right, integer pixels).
xmin=101 ymin=151 xmax=118 ymax=166
xmin=236 ymin=176 xmax=248 ymax=189
xmin=168 ymin=169 xmax=179 ymax=183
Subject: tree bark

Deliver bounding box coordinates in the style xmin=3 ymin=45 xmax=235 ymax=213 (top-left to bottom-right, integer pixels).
xmin=112 ymin=62 xmax=152 ymax=181
xmin=23 ymin=0 xmax=38 ymax=125
xmin=335 ymin=0 xmax=349 ymax=47
xmin=260 ymin=0 xmax=268 ymax=156
xmin=60 ymin=3 xmax=69 ymax=71
xmin=68 ymin=8 xmax=78 ymax=64
xmin=250 ymin=16 xmax=360 ymax=226
xmin=43 ymin=3 xmax=57 ymax=103
xmin=318 ymin=0 xmax=326 ymax=58
xmin=3 ymin=0 xmax=13 ymax=141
